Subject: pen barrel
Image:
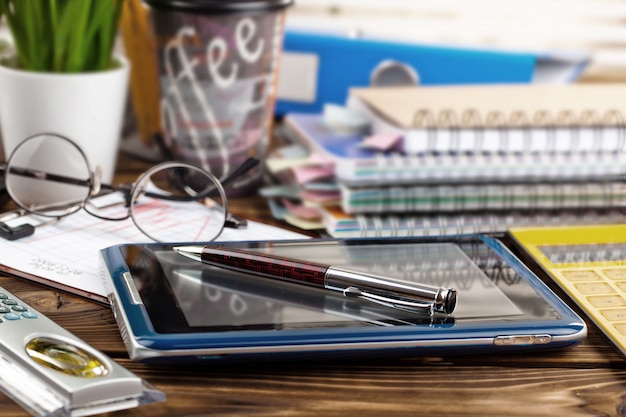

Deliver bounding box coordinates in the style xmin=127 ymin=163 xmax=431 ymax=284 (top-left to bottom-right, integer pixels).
xmin=324 ymin=266 xmax=457 ymax=314
xmin=200 ymin=247 xmax=328 ymax=288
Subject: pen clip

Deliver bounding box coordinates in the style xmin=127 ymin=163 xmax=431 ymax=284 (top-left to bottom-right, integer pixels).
xmin=343 ymin=286 xmax=435 ymax=316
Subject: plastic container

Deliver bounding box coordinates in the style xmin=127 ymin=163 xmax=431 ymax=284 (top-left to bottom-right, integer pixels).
xmin=145 ymin=0 xmax=293 ymax=195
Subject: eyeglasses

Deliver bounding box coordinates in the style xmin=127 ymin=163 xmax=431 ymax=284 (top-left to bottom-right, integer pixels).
xmin=0 ymin=133 xmax=257 ymax=242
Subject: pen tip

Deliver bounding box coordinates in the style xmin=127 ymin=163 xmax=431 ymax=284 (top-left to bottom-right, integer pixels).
xmin=172 ymin=246 xmax=205 ymax=256
xmin=173 ymin=246 xmax=204 ymax=262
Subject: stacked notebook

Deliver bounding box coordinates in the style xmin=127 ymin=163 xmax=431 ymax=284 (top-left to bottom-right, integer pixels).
xmin=266 ymin=84 xmax=626 ymax=237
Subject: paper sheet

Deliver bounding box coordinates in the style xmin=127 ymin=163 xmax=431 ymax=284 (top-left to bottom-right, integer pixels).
xmin=0 ymin=209 xmax=307 ymax=302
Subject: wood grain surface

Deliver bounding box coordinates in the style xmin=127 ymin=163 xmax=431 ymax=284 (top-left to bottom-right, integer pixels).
xmin=1 ymin=273 xmax=626 ymax=417
xmin=0 ymin=150 xmax=626 ymax=416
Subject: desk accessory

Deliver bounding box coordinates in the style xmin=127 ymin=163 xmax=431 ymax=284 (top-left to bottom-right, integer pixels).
xmin=0 ymin=284 xmax=164 ymax=416
xmin=508 ymin=224 xmax=626 ymax=358
xmin=349 ymin=84 xmax=626 ymax=155
xmin=0 ymin=1 xmax=129 ymax=185
xmin=282 ymin=112 xmax=626 ymax=185
xmin=100 ymin=235 xmax=586 ymax=363
xmin=338 ymin=181 xmax=626 ymax=215
xmin=174 ymin=245 xmax=457 ymax=314
xmin=143 ymin=0 xmax=292 ymax=196
xmin=319 ymin=205 xmax=626 ymax=239
xmin=270 ymin=104 xmax=626 ymax=237
xmin=0 ymin=205 xmax=305 ymax=304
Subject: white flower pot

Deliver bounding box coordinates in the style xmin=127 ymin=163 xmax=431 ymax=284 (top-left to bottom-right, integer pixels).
xmin=0 ymin=56 xmax=130 ymax=183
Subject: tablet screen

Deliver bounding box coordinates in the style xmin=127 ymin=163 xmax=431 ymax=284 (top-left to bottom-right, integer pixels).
xmin=119 ymin=238 xmax=561 ymax=333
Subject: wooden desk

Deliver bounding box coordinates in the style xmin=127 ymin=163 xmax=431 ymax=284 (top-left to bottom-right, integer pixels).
xmin=1 ymin=153 xmax=626 ymax=417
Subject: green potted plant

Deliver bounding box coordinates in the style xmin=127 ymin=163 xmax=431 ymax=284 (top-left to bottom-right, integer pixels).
xmin=0 ymin=8 xmax=10 ymax=59
xmin=0 ymin=0 xmax=123 ymax=72
xmin=0 ymin=0 xmax=129 ymax=183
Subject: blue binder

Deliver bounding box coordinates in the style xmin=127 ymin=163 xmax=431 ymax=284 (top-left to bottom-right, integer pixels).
xmin=275 ymin=30 xmax=588 ymax=115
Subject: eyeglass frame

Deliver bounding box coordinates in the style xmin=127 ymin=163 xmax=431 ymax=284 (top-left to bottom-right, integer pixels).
xmin=0 ymin=132 xmax=257 ymax=241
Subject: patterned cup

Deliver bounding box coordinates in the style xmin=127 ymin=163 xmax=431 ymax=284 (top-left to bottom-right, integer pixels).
xmin=145 ymin=0 xmax=293 ymax=195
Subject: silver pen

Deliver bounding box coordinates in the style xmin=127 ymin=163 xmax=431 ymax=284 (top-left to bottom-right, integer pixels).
xmin=173 ymin=245 xmax=457 ymax=315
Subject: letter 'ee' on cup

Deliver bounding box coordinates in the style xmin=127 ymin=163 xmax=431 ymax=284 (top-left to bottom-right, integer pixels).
xmin=144 ymin=0 xmax=293 ymax=196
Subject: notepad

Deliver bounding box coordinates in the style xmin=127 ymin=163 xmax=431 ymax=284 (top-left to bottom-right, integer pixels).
xmin=283 ymin=112 xmax=626 ymax=185
xmin=0 ymin=206 xmax=307 ymax=303
xmin=339 ymin=181 xmax=626 ymax=214
xmin=320 ymin=206 xmax=626 ymax=239
xmin=348 ymin=84 xmax=626 ymax=155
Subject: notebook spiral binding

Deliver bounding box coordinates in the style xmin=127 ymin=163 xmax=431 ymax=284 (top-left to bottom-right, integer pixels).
xmin=340 ymin=181 xmax=626 ymax=214
xmin=331 ymin=209 xmax=626 ymax=240
xmin=343 ymin=107 xmax=626 ymax=183
xmin=408 ymin=107 xmax=626 ymax=155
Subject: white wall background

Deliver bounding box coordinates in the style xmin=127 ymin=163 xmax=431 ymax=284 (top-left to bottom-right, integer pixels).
xmin=2 ymin=1 xmax=624 ymax=79
xmin=286 ymin=0 xmax=626 ymax=80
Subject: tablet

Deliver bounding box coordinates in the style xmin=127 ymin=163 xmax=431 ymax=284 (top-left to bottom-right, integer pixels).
xmin=99 ymin=234 xmax=586 ymax=363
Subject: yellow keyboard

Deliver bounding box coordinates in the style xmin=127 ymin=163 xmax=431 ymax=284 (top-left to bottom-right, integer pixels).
xmin=509 ymin=224 xmax=626 ymax=356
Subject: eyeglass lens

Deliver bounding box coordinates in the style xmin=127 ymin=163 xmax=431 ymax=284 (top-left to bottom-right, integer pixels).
xmin=130 ymin=162 xmax=227 ymax=242
xmin=5 ymin=133 xmax=92 ymax=217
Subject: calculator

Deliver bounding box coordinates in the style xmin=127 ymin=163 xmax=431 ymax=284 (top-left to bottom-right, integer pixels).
xmin=0 ymin=285 xmax=164 ymax=416
xmin=508 ymin=224 xmax=626 ymax=357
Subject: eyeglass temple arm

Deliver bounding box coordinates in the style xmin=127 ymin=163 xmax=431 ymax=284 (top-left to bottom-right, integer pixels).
xmin=6 ymin=156 xmax=260 ymax=196
xmin=152 ymin=133 xmax=260 ymax=191
xmin=214 ymin=157 xmax=260 ymax=229
xmin=220 ymin=157 xmax=260 ymax=189
xmin=181 ymin=157 xmax=259 ymax=229
xmin=166 ymin=156 xmax=260 ymax=200
xmin=6 ymin=165 xmax=91 ymax=188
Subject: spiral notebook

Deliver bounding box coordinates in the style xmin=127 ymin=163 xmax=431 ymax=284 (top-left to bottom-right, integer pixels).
xmin=348 ymin=84 xmax=626 ymax=155
xmin=321 ymin=206 xmax=626 ymax=239
xmin=339 ymin=181 xmax=626 ymax=214
xmin=283 ymin=112 xmax=626 ymax=185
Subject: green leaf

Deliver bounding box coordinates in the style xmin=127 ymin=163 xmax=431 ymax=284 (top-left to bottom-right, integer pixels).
xmin=1 ymin=0 xmax=123 ymax=72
